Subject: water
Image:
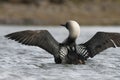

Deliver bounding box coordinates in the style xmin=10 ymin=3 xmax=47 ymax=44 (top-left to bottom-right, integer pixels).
xmin=0 ymin=25 xmax=120 ymax=80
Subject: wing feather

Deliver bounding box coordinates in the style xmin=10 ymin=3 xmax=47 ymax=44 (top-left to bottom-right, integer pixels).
xmin=83 ymin=32 xmax=120 ymax=58
xmin=5 ymin=30 xmax=60 ymax=57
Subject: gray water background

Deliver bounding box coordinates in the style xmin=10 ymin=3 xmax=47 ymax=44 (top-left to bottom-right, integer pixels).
xmin=0 ymin=25 xmax=120 ymax=80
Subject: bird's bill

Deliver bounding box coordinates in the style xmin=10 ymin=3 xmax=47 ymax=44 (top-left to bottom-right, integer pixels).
xmin=60 ymin=24 xmax=65 ymax=27
xmin=60 ymin=24 xmax=68 ymax=29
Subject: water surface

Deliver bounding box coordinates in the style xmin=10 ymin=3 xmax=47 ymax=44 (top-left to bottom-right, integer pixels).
xmin=0 ymin=26 xmax=120 ymax=80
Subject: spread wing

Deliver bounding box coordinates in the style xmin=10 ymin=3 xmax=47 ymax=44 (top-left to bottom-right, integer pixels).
xmin=83 ymin=32 xmax=120 ymax=58
xmin=5 ymin=30 xmax=60 ymax=57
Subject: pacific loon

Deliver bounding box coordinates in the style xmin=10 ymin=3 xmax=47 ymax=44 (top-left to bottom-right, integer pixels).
xmin=5 ymin=20 xmax=120 ymax=64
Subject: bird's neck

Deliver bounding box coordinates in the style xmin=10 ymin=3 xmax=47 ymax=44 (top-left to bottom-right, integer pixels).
xmin=69 ymin=24 xmax=80 ymax=41
xmin=63 ymin=24 xmax=80 ymax=46
xmin=62 ymin=36 xmax=76 ymax=46
xmin=67 ymin=36 xmax=76 ymax=44
xmin=63 ymin=30 xmax=80 ymax=46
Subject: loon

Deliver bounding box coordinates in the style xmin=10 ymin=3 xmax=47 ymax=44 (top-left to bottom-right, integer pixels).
xmin=5 ymin=20 xmax=120 ymax=64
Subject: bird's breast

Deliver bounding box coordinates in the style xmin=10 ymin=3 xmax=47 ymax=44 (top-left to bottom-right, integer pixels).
xmin=59 ymin=45 xmax=81 ymax=64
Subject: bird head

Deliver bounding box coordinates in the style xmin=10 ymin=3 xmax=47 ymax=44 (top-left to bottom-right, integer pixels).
xmin=61 ymin=20 xmax=80 ymax=39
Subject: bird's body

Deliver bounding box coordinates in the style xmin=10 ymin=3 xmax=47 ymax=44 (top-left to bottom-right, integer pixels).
xmin=5 ymin=20 xmax=120 ymax=64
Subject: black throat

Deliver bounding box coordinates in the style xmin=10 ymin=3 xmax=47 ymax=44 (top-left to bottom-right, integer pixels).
xmin=62 ymin=37 xmax=76 ymax=46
